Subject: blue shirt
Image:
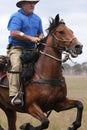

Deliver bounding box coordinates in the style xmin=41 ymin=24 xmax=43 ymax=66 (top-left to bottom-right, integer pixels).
xmin=7 ymin=9 xmax=43 ymax=49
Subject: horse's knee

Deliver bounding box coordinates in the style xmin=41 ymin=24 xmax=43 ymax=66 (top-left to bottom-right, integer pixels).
xmin=77 ymin=101 xmax=83 ymax=110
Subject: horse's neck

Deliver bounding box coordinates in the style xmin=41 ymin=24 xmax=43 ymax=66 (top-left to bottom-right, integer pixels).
xmin=36 ymin=37 xmax=63 ymax=79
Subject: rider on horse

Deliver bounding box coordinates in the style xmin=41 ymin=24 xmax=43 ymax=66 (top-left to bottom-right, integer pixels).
xmin=0 ymin=13 xmax=83 ymax=130
xmin=7 ymin=0 xmax=44 ymax=106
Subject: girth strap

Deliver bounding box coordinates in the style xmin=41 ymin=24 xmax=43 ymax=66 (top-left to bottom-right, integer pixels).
xmin=30 ymin=77 xmax=65 ymax=87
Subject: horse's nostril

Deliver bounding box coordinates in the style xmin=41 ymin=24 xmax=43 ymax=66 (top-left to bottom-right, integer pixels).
xmin=74 ymin=44 xmax=83 ymax=54
xmin=75 ymin=44 xmax=83 ymax=49
xmin=75 ymin=44 xmax=82 ymax=49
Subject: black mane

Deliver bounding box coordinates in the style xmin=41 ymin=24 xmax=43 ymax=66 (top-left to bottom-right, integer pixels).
xmin=38 ymin=14 xmax=65 ymax=50
xmin=46 ymin=14 xmax=65 ymax=34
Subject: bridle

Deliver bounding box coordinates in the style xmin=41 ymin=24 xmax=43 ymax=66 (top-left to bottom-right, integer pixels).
xmin=51 ymin=31 xmax=76 ymax=52
xmin=39 ymin=29 xmax=77 ymax=63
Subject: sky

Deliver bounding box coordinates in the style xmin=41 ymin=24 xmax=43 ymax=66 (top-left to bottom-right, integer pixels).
xmin=0 ymin=0 xmax=87 ymax=64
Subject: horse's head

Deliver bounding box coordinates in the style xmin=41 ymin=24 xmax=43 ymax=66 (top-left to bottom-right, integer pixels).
xmin=47 ymin=14 xmax=83 ymax=58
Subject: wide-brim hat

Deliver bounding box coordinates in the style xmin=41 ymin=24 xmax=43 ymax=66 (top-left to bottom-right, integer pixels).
xmin=16 ymin=0 xmax=40 ymax=8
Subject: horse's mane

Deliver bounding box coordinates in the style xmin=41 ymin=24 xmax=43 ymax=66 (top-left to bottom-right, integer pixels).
xmin=38 ymin=14 xmax=65 ymax=51
xmin=46 ymin=14 xmax=65 ymax=34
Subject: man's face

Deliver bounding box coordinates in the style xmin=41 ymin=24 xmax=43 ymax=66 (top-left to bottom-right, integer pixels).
xmin=22 ymin=2 xmax=36 ymax=15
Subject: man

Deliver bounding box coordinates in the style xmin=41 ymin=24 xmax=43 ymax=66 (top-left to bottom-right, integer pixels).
xmin=7 ymin=0 xmax=44 ymax=106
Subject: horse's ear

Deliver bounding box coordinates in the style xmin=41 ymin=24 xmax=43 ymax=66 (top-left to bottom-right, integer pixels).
xmin=55 ymin=14 xmax=60 ymax=24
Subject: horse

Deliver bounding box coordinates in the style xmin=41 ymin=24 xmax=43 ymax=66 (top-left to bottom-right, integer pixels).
xmin=0 ymin=14 xmax=83 ymax=130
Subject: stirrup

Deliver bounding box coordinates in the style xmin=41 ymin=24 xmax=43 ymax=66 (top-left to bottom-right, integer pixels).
xmin=11 ymin=92 xmax=24 ymax=106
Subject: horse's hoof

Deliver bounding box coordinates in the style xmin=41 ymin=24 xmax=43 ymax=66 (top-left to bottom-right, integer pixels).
xmin=20 ymin=123 xmax=30 ymax=130
xmin=68 ymin=127 xmax=72 ymax=130
xmin=67 ymin=127 xmax=73 ymax=130
xmin=67 ymin=127 xmax=76 ymax=130
xmin=20 ymin=123 xmax=35 ymax=130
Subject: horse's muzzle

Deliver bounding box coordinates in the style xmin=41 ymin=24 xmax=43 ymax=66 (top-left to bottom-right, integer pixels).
xmin=74 ymin=44 xmax=83 ymax=54
xmin=69 ymin=44 xmax=83 ymax=58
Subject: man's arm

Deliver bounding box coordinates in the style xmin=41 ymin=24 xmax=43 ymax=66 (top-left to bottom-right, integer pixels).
xmin=11 ymin=31 xmax=44 ymax=43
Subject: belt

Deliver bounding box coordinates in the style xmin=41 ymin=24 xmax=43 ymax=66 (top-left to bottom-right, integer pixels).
xmin=9 ymin=43 xmax=37 ymax=51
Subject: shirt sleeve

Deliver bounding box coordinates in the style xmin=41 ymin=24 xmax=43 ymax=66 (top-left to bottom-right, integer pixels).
xmin=38 ymin=19 xmax=44 ymax=34
xmin=7 ymin=15 xmax=22 ymax=31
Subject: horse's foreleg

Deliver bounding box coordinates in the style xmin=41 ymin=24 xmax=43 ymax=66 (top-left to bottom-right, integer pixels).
xmin=29 ymin=103 xmax=49 ymax=130
xmin=54 ymin=98 xmax=83 ymax=130
xmin=20 ymin=103 xmax=49 ymax=130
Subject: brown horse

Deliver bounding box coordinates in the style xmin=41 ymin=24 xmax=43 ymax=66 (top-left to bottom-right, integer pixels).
xmin=0 ymin=14 xmax=83 ymax=130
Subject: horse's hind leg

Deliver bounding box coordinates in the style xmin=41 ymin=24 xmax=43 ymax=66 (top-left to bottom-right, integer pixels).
xmin=5 ymin=109 xmax=16 ymax=130
xmin=0 ymin=105 xmax=16 ymax=130
xmin=54 ymin=98 xmax=83 ymax=130
xmin=20 ymin=103 xmax=49 ymax=130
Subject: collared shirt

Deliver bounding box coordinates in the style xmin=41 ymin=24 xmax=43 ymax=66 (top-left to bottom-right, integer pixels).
xmin=7 ymin=9 xmax=43 ymax=49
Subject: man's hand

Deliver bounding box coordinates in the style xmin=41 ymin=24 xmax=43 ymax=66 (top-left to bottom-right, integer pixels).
xmin=30 ymin=37 xmax=41 ymax=43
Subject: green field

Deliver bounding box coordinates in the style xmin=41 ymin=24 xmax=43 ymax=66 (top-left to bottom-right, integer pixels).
xmin=0 ymin=75 xmax=87 ymax=130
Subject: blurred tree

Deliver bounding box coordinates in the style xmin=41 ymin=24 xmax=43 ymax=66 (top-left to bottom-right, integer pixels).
xmin=63 ymin=62 xmax=87 ymax=75
xmin=72 ymin=64 xmax=82 ymax=75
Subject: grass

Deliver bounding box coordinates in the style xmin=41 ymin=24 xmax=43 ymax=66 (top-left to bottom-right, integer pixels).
xmin=0 ymin=75 xmax=87 ymax=130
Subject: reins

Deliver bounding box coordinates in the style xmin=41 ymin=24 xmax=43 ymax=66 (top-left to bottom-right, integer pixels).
xmin=40 ymin=50 xmax=69 ymax=63
xmin=39 ymin=50 xmax=76 ymax=64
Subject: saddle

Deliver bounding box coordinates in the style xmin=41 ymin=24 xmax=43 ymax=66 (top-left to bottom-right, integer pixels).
xmin=0 ymin=50 xmax=40 ymax=88
xmin=0 ymin=55 xmax=9 ymax=88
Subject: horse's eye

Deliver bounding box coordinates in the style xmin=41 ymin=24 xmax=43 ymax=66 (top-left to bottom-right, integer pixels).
xmin=59 ymin=31 xmax=65 ymax=35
